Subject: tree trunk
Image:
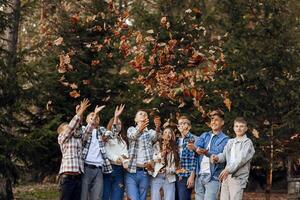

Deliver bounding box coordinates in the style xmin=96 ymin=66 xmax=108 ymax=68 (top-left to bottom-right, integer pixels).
xmin=0 ymin=1 xmax=21 ymax=199
xmin=3 ymin=0 xmax=21 ymax=68
xmin=0 ymin=176 xmax=13 ymax=200
xmin=266 ymin=124 xmax=274 ymax=200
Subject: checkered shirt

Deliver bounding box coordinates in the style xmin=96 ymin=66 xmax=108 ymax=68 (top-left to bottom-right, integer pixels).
xmin=127 ymin=126 xmax=158 ymax=173
xmin=177 ymin=132 xmax=197 ymax=178
xmin=58 ymin=115 xmax=93 ymax=174
xmin=82 ymin=126 xmax=113 ymax=173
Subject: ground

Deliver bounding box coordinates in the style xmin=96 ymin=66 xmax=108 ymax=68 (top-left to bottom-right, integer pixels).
xmin=13 ymin=183 xmax=288 ymax=200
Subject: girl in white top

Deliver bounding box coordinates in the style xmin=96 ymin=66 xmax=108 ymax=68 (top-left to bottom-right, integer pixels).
xmin=103 ymin=105 xmax=129 ymax=200
xmin=151 ymin=126 xmax=180 ymax=200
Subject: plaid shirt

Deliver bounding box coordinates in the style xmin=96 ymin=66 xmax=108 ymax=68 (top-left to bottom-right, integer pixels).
xmin=58 ymin=115 xmax=94 ymax=175
xmin=82 ymin=126 xmax=113 ymax=173
xmin=127 ymin=126 xmax=158 ymax=173
xmin=177 ymin=132 xmax=197 ymax=178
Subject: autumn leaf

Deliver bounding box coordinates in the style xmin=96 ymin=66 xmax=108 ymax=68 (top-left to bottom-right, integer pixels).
xmin=69 ymin=90 xmax=80 ymax=98
xmin=82 ymin=80 xmax=91 ymax=85
xmin=54 ymin=37 xmax=63 ymax=46
xmin=252 ymin=128 xmax=260 ymax=139
xmin=136 ymin=32 xmax=143 ymax=44
xmin=223 ymin=97 xmax=231 ymax=111
xmin=91 ymin=60 xmax=100 ymax=66
xmin=69 ymin=83 xmax=78 ymax=90
xmin=70 ymin=15 xmax=80 ymax=24
xmin=160 ymin=16 xmax=167 ymax=26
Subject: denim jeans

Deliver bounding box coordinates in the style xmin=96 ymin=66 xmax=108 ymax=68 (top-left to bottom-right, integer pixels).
xmin=103 ymin=164 xmax=125 ymax=200
xmin=175 ymin=176 xmax=193 ymax=200
xmin=195 ymin=173 xmax=220 ymax=200
xmin=81 ymin=165 xmax=103 ymax=200
xmin=59 ymin=174 xmax=81 ymax=200
xmin=125 ymin=170 xmax=150 ymax=200
xmin=151 ymin=173 xmax=175 ymax=200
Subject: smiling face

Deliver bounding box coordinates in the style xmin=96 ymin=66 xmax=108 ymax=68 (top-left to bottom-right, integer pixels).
xmin=210 ymin=115 xmax=224 ymax=133
xmin=134 ymin=110 xmax=148 ymax=124
xmin=177 ymin=117 xmax=191 ymax=135
xmin=233 ymin=122 xmax=248 ymax=137
xmin=162 ymin=128 xmax=173 ymax=142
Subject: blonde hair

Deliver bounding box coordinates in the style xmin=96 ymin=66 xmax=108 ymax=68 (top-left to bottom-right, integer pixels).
xmin=57 ymin=122 xmax=68 ymax=134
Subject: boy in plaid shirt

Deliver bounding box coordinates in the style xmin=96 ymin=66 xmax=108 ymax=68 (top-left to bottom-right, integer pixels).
xmin=125 ymin=110 xmax=161 ymax=200
xmin=176 ymin=115 xmax=197 ymax=200
xmin=81 ymin=104 xmax=113 ymax=200
xmin=57 ymin=99 xmax=94 ymax=200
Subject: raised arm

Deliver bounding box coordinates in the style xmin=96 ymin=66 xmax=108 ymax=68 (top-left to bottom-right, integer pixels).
xmin=58 ymin=98 xmax=90 ymax=144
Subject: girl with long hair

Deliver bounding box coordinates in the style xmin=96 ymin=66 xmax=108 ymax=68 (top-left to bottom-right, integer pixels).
xmin=151 ymin=126 xmax=180 ymax=200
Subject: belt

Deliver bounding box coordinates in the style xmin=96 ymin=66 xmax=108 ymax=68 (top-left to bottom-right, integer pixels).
xmin=136 ymin=167 xmax=147 ymax=171
xmin=84 ymin=163 xmax=102 ymax=169
xmin=61 ymin=173 xmax=81 ymax=180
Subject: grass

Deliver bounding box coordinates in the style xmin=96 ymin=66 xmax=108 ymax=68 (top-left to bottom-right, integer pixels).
xmin=14 ymin=183 xmax=59 ymax=200
xmin=13 ymin=183 xmax=288 ymax=200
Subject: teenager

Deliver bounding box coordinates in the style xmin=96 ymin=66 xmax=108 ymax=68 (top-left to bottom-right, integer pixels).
xmin=151 ymin=126 xmax=179 ymax=200
xmin=103 ymin=104 xmax=129 ymax=200
xmin=211 ymin=117 xmax=255 ymax=200
xmin=81 ymin=105 xmax=113 ymax=200
xmin=125 ymin=110 xmax=161 ymax=200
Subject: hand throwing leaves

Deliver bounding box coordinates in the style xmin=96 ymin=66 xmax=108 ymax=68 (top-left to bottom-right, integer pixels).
xmin=94 ymin=105 xmax=105 ymax=114
xmin=76 ymin=98 xmax=90 ymax=116
xmin=114 ymin=104 xmax=125 ymax=117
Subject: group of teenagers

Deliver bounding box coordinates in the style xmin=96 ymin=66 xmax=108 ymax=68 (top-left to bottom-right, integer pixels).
xmin=57 ymin=98 xmax=255 ymax=200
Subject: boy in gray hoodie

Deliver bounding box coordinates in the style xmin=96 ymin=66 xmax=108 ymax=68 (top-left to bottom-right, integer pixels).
xmin=211 ymin=117 xmax=255 ymax=200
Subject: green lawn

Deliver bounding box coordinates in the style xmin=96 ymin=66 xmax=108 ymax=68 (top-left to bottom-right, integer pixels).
xmin=14 ymin=183 xmax=59 ymax=200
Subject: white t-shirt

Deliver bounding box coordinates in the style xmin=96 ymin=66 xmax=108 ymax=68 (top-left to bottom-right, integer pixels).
xmin=200 ymin=133 xmax=215 ymax=174
xmin=136 ymin=136 xmax=146 ymax=165
xmin=178 ymin=138 xmax=184 ymax=159
xmin=85 ymin=129 xmax=104 ymax=167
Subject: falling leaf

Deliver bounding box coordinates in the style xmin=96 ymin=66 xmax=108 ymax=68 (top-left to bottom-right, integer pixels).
xmin=160 ymin=16 xmax=167 ymax=26
xmin=223 ymin=98 xmax=231 ymax=111
xmin=91 ymin=60 xmax=100 ymax=66
xmin=136 ymin=32 xmax=143 ymax=44
xmin=70 ymin=15 xmax=80 ymax=24
xmin=146 ymin=29 xmax=154 ymax=34
xmin=82 ymin=80 xmax=91 ymax=85
xmin=46 ymin=101 xmax=53 ymax=111
xmin=69 ymin=83 xmax=78 ymax=90
xmin=252 ymin=128 xmax=260 ymax=138
xmin=143 ymin=97 xmax=154 ymax=104
xmin=54 ymin=37 xmax=63 ymax=46
xmin=69 ymin=90 xmax=80 ymax=98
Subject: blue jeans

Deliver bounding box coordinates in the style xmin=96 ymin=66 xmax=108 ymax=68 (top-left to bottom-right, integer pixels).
xmin=195 ymin=174 xmax=220 ymax=200
xmin=125 ymin=170 xmax=150 ymax=200
xmin=81 ymin=164 xmax=103 ymax=200
xmin=176 ymin=176 xmax=193 ymax=200
xmin=151 ymin=173 xmax=175 ymax=200
xmin=103 ymin=165 xmax=125 ymax=200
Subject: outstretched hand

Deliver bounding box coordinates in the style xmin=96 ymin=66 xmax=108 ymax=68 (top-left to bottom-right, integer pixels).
xmin=76 ymin=98 xmax=90 ymax=116
xmin=94 ymin=105 xmax=105 ymax=114
xmin=114 ymin=104 xmax=125 ymax=118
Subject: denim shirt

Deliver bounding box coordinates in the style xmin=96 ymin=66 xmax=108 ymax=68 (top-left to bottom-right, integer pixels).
xmin=195 ymin=131 xmax=229 ymax=181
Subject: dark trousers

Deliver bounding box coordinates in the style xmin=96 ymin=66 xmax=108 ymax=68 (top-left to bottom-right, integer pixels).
xmin=176 ymin=176 xmax=193 ymax=200
xmin=59 ymin=174 xmax=82 ymax=200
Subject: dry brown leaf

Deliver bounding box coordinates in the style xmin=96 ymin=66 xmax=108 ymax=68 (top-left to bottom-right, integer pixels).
xmin=69 ymin=90 xmax=80 ymax=98
xmin=54 ymin=37 xmax=63 ymax=46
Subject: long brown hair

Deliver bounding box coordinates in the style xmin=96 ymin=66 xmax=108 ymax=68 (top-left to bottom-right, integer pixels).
xmin=160 ymin=127 xmax=180 ymax=168
xmin=107 ymin=117 xmax=128 ymax=145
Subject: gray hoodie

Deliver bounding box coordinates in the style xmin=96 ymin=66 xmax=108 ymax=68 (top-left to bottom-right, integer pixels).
xmin=217 ymin=135 xmax=255 ymax=188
